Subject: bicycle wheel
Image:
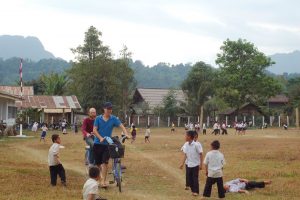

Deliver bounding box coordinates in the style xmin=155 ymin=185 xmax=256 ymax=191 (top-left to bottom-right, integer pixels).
xmin=115 ymin=160 xmax=122 ymax=192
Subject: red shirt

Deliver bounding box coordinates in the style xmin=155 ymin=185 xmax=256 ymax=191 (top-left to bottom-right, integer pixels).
xmin=82 ymin=117 xmax=95 ymax=138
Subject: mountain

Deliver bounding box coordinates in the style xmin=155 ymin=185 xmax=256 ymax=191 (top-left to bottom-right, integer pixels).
xmin=0 ymin=35 xmax=55 ymax=61
xmin=269 ymin=50 xmax=300 ymax=74
xmin=130 ymin=60 xmax=193 ymax=89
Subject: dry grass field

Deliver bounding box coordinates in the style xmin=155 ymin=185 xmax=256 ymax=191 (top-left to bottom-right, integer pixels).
xmin=0 ymin=127 xmax=299 ymax=200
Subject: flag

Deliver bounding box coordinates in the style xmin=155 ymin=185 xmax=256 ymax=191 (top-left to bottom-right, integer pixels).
xmin=19 ymin=58 xmax=23 ymax=96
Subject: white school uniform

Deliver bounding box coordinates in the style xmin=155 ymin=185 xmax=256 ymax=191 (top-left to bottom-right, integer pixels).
xmin=203 ymin=150 xmax=225 ymax=178
xmin=48 ymin=143 xmax=60 ymax=166
xmin=182 ymin=141 xmax=203 ymax=168
xmin=82 ymin=178 xmax=99 ymax=200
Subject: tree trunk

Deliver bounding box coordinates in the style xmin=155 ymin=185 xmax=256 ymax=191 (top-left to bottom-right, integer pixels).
xmin=296 ymin=107 xmax=299 ymax=129
xmin=199 ymin=105 xmax=204 ymax=128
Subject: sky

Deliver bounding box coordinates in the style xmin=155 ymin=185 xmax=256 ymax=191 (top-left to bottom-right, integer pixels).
xmin=0 ymin=0 xmax=299 ymax=66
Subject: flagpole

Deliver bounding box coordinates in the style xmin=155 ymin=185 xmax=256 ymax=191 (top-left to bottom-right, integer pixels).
xmin=19 ymin=58 xmax=23 ymax=136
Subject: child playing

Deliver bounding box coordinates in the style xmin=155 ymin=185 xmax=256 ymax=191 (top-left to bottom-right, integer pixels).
xmin=202 ymin=140 xmax=226 ymax=199
xmin=48 ymin=134 xmax=66 ymax=186
xmin=82 ymin=167 xmax=106 ymax=200
xmin=180 ymin=130 xmax=203 ymax=196
xmin=40 ymin=123 xmax=48 ymax=142
xmin=145 ymin=125 xmax=151 ymax=143
xmin=131 ymin=125 xmax=137 ymax=143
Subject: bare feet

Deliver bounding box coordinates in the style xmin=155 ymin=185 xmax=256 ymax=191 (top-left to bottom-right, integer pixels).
xmin=192 ymin=193 xmax=199 ymax=196
xmin=184 ymin=187 xmax=190 ymax=190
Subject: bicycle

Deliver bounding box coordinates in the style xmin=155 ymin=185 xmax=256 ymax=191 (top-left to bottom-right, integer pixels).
xmin=107 ymin=136 xmax=128 ymax=192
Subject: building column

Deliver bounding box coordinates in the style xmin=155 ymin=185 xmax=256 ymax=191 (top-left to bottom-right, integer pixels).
xmin=167 ymin=117 xmax=170 ymax=127
xmin=235 ymin=116 xmax=237 ymax=122
xmin=243 ymin=116 xmax=246 ymax=122
xmin=71 ymin=110 xmax=74 ymax=124
xmin=188 ymin=116 xmax=190 ymax=124
xmin=137 ymin=115 xmax=140 ymax=126
xmin=252 ymin=115 xmax=255 ymax=127
xmin=278 ymin=115 xmax=281 ymax=127
xmin=147 ymin=116 xmax=150 ymax=126
xmin=128 ymin=116 xmax=131 ymax=127
xmin=262 ymin=116 xmax=265 ymax=126
xmin=225 ymin=116 xmax=228 ymax=126
xmin=178 ymin=117 xmax=180 ymax=127
xmin=197 ymin=116 xmax=200 ymax=123
xmin=287 ymin=116 xmax=289 ymax=126
xmin=207 ymin=116 xmax=210 ymax=127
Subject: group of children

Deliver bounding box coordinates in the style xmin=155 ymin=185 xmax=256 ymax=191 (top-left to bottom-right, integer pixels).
xmin=234 ymin=121 xmax=247 ymax=135
xmin=128 ymin=124 xmax=151 ymax=144
xmin=181 ymin=130 xmax=226 ymax=199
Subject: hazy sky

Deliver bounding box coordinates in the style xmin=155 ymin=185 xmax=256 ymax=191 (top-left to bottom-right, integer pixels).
xmin=1 ymin=0 xmax=299 ymax=66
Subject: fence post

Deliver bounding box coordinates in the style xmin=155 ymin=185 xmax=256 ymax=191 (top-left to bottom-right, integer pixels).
xmin=178 ymin=117 xmax=180 ymax=127
xmin=167 ymin=117 xmax=170 ymax=127
xmin=235 ymin=116 xmax=237 ymax=122
xmin=207 ymin=116 xmax=210 ymax=127
xmin=278 ymin=115 xmax=281 ymax=127
xmin=252 ymin=115 xmax=255 ymax=127
xmin=147 ymin=116 xmax=150 ymax=126
xmin=262 ymin=116 xmax=265 ymax=127
xmin=157 ymin=116 xmax=160 ymax=127
xmin=225 ymin=116 xmax=228 ymax=126
xmin=137 ymin=115 xmax=140 ymax=126
xmin=287 ymin=116 xmax=289 ymax=126
xmin=197 ymin=116 xmax=200 ymax=123
xmin=188 ymin=116 xmax=190 ymax=124
xmin=128 ymin=117 xmax=131 ymax=127
xmin=243 ymin=116 xmax=246 ymax=122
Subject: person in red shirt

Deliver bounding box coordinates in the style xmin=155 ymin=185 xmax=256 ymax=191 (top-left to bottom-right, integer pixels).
xmin=82 ymin=108 xmax=97 ymax=165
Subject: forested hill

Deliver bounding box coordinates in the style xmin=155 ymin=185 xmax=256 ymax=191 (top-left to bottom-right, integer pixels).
xmin=0 ymin=58 xmax=70 ymax=85
xmin=130 ymin=60 xmax=192 ymax=88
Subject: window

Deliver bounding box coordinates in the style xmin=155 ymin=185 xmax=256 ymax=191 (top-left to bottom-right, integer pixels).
xmin=8 ymin=106 xmax=17 ymax=119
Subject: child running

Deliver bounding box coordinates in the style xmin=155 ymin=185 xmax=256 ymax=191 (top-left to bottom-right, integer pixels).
xmin=131 ymin=125 xmax=137 ymax=143
xmin=82 ymin=166 xmax=107 ymax=200
xmin=145 ymin=125 xmax=151 ymax=143
xmin=48 ymin=134 xmax=66 ymax=186
xmin=40 ymin=123 xmax=48 ymax=142
xmin=202 ymin=140 xmax=225 ymax=199
xmin=180 ymin=130 xmax=203 ymax=196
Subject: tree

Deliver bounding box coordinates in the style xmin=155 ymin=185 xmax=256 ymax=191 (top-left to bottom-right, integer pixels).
xmin=216 ymin=39 xmax=282 ymax=109
xmin=286 ymin=77 xmax=300 ymax=128
xmin=182 ymin=62 xmax=216 ymax=127
xmin=161 ymin=90 xmax=180 ymax=118
xmin=41 ymin=72 xmax=68 ymax=95
xmin=67 ymin=26 xmax=135 ymax=113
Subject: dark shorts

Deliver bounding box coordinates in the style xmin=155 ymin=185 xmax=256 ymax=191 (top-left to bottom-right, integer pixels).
xmin=93 ymin=144 xmax=110 ymax=165
xmin=41 ymin=131 xmax=46 ymax=138
xmin=145 ymin=136 xmax=149 ymax=139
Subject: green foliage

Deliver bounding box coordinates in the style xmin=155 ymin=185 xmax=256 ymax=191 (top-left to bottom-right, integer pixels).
xmin=161 ymin=90 xmax=181 ymax=118
xmin=41 ymin=72 xmax=68 ymax=95
xmin=216 ymin=39 xmax=282 ymax=108
xmin=67 ymin=26 xmax=135 ymax=115
xmin=286 ymin=77 xmax=300 ymax=107
xmin=0 ymin=58 xmax=71 ymax=85
xmin=182 ymin=61 xmax=216 ymax=115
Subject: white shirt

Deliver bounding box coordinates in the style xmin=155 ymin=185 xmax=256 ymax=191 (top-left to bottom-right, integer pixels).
xmin=213 ymin=123 xmax=218 ymax=130
xmin=145 ymin=129 xmax=151 ymax=137
xmin=204 ymin=150 xmax=225 ymax=178
xmin=48 ymin=143 xmax=60 ymax=166
xmin=182 ymin=141 xmax=203 ymax=168
xmin=82 ymin=178 xmax=99 ymax=200
xmin=225 ymin=179 xmax=246 ymax=193
xmin=203 ymin=124 xmax=206 ymax=129
xmin=42 ymin=126 xmax=48 ymax=132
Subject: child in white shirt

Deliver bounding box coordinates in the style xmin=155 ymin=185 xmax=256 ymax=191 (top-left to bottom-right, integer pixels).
xmin=83 ymin=167 xmax=106 ymax=200
xmin=202 ymin=140 xmax=226 ymax=199
xmin=180 ymin=131 xmax=203 ymax=196
xmin=48 ymin=134 xmax=66 ymax=186
xmin=145 ymin=125 xmax=151 ymax=143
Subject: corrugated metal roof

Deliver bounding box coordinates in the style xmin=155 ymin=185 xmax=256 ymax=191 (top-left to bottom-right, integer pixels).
xmin=16 ymin=95 xmax=81 ymax=109
xmin=0 ymin=91 xmax=22 ymax=101
xmin=0 ymin=86 xmax=34 ymax=96
xmin=268 ymin=95 xmax=289 ymax=103
xmin=136 ymin=88 xmax=186 ymax=108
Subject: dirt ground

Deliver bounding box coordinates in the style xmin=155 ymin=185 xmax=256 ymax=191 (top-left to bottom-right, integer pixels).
xmin=0 ymin=127 xmax=299 ymax=200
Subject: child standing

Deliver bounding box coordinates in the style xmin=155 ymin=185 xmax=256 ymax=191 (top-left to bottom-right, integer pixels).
xmin=82 ymin=167 xmax=106 ymax=200
xmin=131 ymin=125 xmax=137 ymax=144
xmin=180 ymin=130 xmax=203 ymax=196
xmin=48 ymin=134 xmax=66 ymax=186
xmin=202 ymin=140 xmax=225 ymax=199
xmin=145 ymin=125 xmax=151 ymax=143
xmin=40 ymin=124 xmax=48 ymax=142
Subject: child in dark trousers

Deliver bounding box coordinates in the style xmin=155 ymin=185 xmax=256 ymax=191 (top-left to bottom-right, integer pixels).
xmin=180 ymin=131 xmax=203 ymax=196
xmin=48 ymin=134 xmax=66 ymax=186
xmin=202 ymin=140 xmax=226 ymax=199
